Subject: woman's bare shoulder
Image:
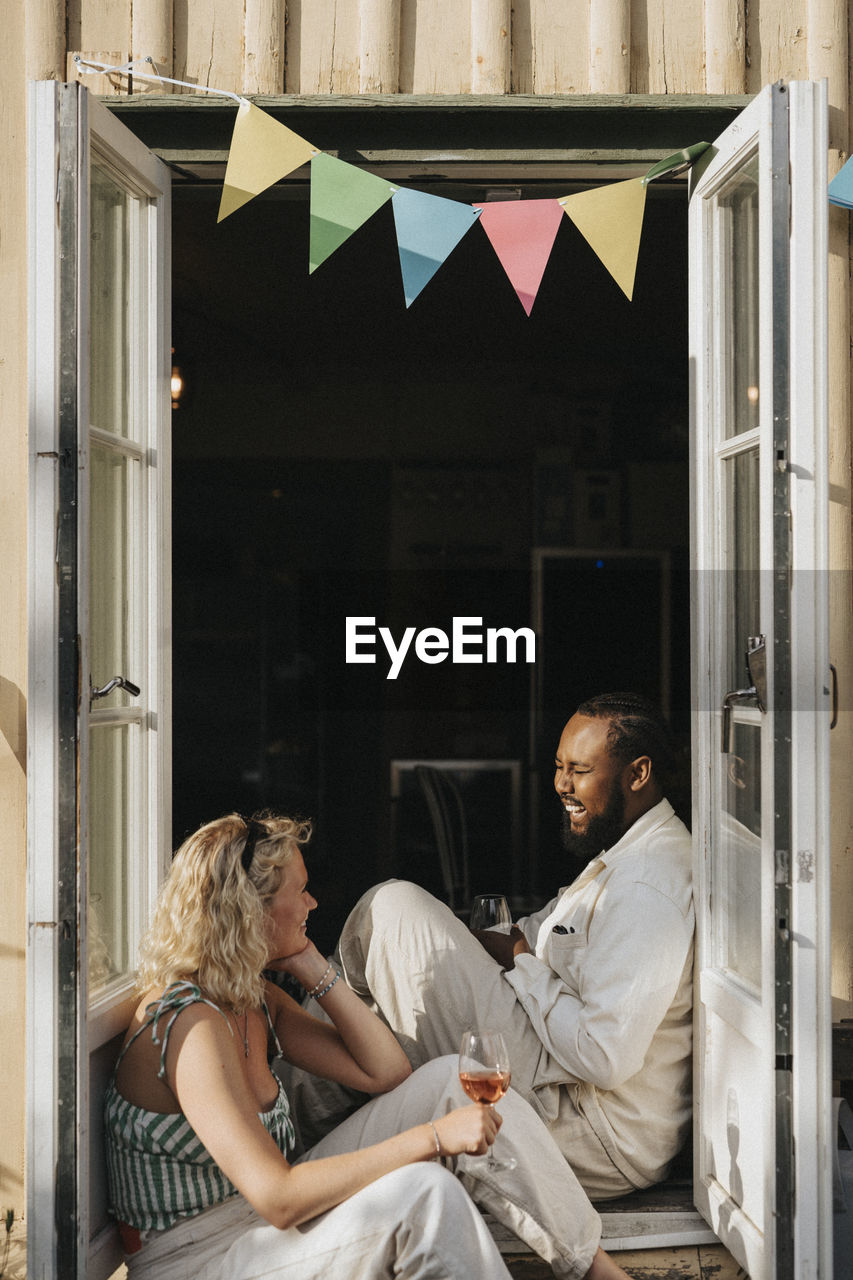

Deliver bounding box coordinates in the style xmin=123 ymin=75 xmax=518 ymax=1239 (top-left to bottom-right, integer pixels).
xmin=263 ymin=978 xmax=303 ymax=1018
xmin=116 ymin=984 xmax=235 ymax=1112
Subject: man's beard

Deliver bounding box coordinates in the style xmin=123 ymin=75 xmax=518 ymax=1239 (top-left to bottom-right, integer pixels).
xmin=560 ymin=785 xmax=627 ymax=865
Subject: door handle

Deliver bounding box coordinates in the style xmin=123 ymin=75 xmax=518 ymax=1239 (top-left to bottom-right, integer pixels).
xmin=721 ymin=635 xmax=766 ymax=753
xmin=721 ymin=686 xmax=757 ymax=753
xmin=90 ymin=675 xmax=141 ymax=706
xmin=745 ymin=635 xmax=767 ymax=711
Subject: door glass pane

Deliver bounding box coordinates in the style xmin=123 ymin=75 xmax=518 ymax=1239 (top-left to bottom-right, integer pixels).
xmin=718 ymin=719 xmax=762 ymax=987
xmin=88 ymin=722 xmax=136 ymax=993
xmin=714 ymin=446 xmax=762 ymax=989
xmin=90 ymin=162 xmax=131 ymax=439
xmin=89 ymin=444 xmax=135 ymax=707
xmin=725 ymin=449 xmax=761 ymax=692
xmin=719 ymin=155 xmax=760 ymax=439
xmin=86 ymin=145 xmax=158 ymax=1015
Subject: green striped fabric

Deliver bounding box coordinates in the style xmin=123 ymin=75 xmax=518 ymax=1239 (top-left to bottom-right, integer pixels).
xmin=104 ymin=982 xmax=295 ymax=1231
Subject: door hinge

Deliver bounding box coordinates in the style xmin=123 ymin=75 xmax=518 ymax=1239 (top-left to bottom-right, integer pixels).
xmin=830 ymin=663 xmax=839 ymax=728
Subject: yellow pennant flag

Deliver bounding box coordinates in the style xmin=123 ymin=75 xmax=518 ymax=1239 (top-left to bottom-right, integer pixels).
xmin=559 ymin=177 xmax=648 ymax=301
xmin=218 ymin=100 xmax=318 ymax=223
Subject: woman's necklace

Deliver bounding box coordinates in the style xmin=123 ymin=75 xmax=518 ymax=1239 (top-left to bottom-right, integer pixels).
xmin=234 ymin=1009 xmax=250 ymax=1057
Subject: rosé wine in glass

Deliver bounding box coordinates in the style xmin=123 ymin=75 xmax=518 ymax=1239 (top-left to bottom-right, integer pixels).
xmin=458 ymin=1030 xmax=516 ymax=1170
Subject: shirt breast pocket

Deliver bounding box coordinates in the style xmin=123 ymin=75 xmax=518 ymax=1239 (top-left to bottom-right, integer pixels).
xmin=549 ymin=928 xmax=587 ymax=951
xmin=546 ymin=928 xmax=588 ymax=978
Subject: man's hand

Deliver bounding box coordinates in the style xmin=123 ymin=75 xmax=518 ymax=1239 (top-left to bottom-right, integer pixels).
xmin=471 ymin=925 xmax=531 ymax=971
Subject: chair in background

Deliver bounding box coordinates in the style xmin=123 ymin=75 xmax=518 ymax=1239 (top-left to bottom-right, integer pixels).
xmin=414 ymin=764 xmax=470 ymax=915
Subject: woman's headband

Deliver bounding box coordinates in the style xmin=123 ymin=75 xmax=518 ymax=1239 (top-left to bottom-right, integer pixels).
xmin=240 ymin=816 xmax=266 ymax=873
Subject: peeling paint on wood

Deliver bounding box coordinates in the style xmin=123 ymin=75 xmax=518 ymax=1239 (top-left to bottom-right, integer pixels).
xmin=633 ymin=0 xmax=705 ymax=94
xmin=131 ymin=0 xmax=173 ymax=91
xmin=704 ymin=0 xmax=746 ymax=92
xmin=589 ymin=0 xmax=631 ymax=93
xmin=176 ymin=0 xmax=243 ymax=93
xmin=746 ymin=2 xmax=809 ymax=91
xmin=401 ymin=0 xmax=471 ymax=93
xmin=56 ymin=0 xmax=846 ymax=104
xmin=512 ymin=0 xmax=588 ymax=94
xmin=287 ymin=0 xmax=360 ymax=92
xmin=358 ymin=0 xmax=401 ymax=93
xmin=244 ymin=0 xmax=285 ymax=94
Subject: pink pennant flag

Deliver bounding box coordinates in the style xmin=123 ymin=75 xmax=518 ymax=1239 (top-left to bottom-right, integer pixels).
xmin=474 ymin=198 xmax=564 ymax=315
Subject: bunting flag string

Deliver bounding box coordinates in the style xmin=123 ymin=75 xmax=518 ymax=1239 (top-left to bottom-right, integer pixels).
xmin=71 ymin=64 xmax=712 ymax=310
xmin=212 ymin=101 xmax=711 ymax=307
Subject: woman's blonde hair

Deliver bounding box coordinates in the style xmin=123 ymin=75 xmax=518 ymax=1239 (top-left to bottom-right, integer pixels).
xmin=137 ymin=811 xmax=312 ymax=1010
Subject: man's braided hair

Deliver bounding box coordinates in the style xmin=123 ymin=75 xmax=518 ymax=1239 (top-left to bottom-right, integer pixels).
xmin=574 ymin=691 xmax=678 ymax=786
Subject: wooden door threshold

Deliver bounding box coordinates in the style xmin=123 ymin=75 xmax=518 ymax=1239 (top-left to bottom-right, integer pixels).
xmin=485 ymin=1178 xmax=718 ymax=1253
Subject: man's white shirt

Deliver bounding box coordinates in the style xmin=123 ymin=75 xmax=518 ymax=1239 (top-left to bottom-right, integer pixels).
xmin=505 ymin=797 xmax=694 ymax=1186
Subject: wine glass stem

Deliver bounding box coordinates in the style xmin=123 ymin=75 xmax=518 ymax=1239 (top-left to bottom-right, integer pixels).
xmin=483 ymin=1103 xmax=498 ymax=1168
xmin=480 ymin=1101 xmax=515 ymax=1170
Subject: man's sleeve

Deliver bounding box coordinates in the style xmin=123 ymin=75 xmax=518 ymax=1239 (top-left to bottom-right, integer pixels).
xmin=504 ymin=878 xmax=693 ymax=1091
xmin=513 ymin=895 xmax=559 ymax=950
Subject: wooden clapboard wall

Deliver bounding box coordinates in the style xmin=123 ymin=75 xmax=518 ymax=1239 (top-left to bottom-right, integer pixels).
xmin=59 ymin=0 xmax=839 ymax=99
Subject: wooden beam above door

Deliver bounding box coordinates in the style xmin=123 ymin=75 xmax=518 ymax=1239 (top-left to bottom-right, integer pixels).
xmin=105 ymin=93 xmax=751 ymax=185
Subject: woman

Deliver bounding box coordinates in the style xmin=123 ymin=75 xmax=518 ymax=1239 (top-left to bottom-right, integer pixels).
xmin=105 ymin=812 xmax=632 ymax=1279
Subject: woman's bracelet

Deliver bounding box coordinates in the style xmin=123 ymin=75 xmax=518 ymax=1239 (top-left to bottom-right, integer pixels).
xmin=427 ymin=1121 xmax=442 ymax=1159
xmin=304 ymin=962 xmax=333 ymax=999
xmin=312 ymin=969 xmax=341 ymax=1000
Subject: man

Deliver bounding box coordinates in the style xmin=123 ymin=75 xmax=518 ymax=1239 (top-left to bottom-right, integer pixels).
xmin=288 ymin=692 xmax=694 ymax=1200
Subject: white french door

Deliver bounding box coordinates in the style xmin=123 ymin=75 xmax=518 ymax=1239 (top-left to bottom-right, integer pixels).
xmin=28 ymin=81 xmax=171 ymax=1279
xmin=690 ymin=81 xmax=831 ymax=1278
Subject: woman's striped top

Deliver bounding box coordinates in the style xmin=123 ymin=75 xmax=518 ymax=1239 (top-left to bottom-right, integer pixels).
xmin=104 ymin=980 xmax=296 ymax=1232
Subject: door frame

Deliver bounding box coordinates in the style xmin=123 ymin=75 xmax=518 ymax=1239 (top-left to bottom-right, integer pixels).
xmin=27 ymin=77 xmax=79 ymax=1279
xmin=27 ymin=79 xmax=172 ymax=1279
xmin=688 ymin=79 xmax=831 ymax=1277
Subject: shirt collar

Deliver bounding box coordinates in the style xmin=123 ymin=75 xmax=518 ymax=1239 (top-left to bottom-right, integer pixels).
xmin=597 ymin=797 xmax=675 ymax=867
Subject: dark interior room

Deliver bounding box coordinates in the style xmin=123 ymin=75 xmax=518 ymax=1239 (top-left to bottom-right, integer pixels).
xmin=169 ymin=174 xmax=690 ymax=953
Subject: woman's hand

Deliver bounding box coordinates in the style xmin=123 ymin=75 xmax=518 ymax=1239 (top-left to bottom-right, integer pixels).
xmin=265 ymin=958 xmax=412 ymax=1098
xmin=433 ymin=1104 xmax=501 ymax=1158
xmin=267 ymin=937 xmax=328 ymax=989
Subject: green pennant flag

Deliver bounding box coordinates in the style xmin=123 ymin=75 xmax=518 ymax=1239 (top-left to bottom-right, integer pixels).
xmin=643 ymin=141 xmax=712 ymax=185
xmin=309 ymin=153 xmax=397 ymax=273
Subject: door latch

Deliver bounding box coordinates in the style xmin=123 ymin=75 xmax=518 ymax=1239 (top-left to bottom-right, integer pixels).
xmin=90 ymin=675 xmax=141 ymax=708
xmin=721 ymin=635 xmax=766 ymax=753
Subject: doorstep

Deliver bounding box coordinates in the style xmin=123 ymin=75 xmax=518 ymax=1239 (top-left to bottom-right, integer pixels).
xmin=485 ymin=1175 xmax=717 ymax=1254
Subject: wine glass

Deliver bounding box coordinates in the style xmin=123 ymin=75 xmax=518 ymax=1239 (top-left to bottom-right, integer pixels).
xmin=458 ymin=1029 xmax=516 ymax=1170
xmin=469 ymin=893 xmax=511 ymax=932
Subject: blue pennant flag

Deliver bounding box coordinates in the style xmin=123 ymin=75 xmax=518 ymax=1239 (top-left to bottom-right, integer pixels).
xmin=829 ymin=155 xmax=853 ymax=210
xmin=391 ymin=187 xmax=482 ymax=307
